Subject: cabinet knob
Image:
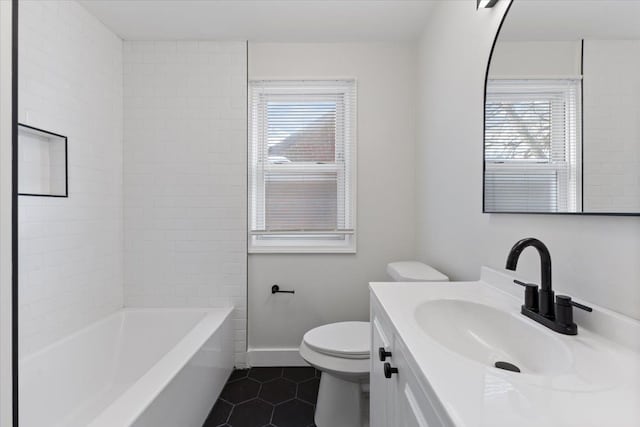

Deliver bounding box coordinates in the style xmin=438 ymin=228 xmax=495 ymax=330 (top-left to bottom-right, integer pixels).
xmin=384 ymin=362 xmax=398 ymax=378
xmin=378 ymin=347 xmax=392 ymax=362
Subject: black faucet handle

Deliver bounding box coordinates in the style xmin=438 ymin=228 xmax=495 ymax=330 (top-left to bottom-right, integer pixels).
xmin=514 ymin=279 xmax=536 ymax=288
xmin=555 ymin=295 xmax=591 ymax=333
xmin=513 ymin=280 xmax=539 ymax=312
xmin=556 ymin=295 xmax=593 ymax=312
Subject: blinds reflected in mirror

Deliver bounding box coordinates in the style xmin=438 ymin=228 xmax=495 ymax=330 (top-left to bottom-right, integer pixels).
xmin=485 ymin=168 xmax=560 ymax=212
xmin=484 ymin=79 xmax=581 ymax=212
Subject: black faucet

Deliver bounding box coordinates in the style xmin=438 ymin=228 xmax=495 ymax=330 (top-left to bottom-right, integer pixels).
xmin=506 ymin=238 xmax=554 ymax=317
xmin=505 ymin=238 xmax=592 ymax=335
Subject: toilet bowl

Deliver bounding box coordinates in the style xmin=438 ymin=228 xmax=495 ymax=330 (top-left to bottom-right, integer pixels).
xmin=300 ymin=322 xmax=369 ymax=427
xmin=299 ymin=261 xmax=448 ymax=427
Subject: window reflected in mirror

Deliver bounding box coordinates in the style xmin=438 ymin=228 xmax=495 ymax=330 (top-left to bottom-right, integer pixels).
xmin=484 ymin=1 xmax=640 ymax=215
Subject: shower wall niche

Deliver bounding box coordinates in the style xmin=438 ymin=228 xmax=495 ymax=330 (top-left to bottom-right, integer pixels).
xmin=18 ymin=124 xmax=67 ymax=197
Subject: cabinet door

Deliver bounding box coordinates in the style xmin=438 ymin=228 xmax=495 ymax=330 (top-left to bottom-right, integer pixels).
xmin=397 ymin=381 xmax=431 ymax=427
xmin=370 ymin=317 xmax=394 ymax=427
xmin=394 ymin=341 xmax=441 ymax=427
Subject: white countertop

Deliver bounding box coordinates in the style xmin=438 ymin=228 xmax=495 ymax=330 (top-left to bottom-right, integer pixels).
xmin=370 ymin=267 xmax=640 ymax=427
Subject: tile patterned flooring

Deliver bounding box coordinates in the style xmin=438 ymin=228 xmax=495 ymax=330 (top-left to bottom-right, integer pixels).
xmin=203 ymin=367 xmax=320 ymax=427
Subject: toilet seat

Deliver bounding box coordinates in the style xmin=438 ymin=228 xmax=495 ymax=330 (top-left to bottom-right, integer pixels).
xmin=303 ymin=321 xmax=370 ymax=360
xmin=300 ymin=341 xmax=370 ymax=378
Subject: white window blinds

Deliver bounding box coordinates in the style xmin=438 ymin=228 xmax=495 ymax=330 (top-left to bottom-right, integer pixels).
xmin=484 ymin=79 xmax=581 ymax=213
xmin=249 ymin=80 xmax=356 ymax=253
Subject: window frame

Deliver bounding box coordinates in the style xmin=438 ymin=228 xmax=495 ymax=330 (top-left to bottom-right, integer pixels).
xmin=248 ymin=79 xmax=357 ymax=254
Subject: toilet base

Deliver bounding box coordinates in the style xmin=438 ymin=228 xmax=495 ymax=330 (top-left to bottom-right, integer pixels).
xmin=315 ymin=372 xmax=362 ymax=427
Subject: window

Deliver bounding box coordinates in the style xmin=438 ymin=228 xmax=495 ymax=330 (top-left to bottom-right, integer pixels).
xmin=249 ymin=80 xmax=356 ymax=253
xmin=484 ymin=79 xmax=581 ymax=212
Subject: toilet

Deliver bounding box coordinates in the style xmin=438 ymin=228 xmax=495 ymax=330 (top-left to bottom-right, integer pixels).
xmin=299 ymin=261 xmax=448 ymax=427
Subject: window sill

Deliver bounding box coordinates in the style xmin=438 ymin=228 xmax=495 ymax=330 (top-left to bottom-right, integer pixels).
xmin=248 ymin=236 xmax=356 ymax=254
xmin=248 ymin=246 xmax=356 ymax=254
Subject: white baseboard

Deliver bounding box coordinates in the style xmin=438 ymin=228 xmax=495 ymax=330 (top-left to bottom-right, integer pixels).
xmin=246 ymin=347 xmax=309 ymax=367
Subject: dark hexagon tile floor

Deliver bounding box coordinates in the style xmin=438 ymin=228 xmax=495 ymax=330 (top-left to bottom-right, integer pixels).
xmin=203 ymin=366 xmax=320 ymax=427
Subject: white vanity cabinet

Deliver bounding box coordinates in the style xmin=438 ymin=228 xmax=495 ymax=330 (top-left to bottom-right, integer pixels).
xmin=371 ymin=316 xmax=395 ymax=426
xmin=370 ymin=298 xmax=451 ymax=427
xmin=370 ymin=272 xmax=640 ymax=427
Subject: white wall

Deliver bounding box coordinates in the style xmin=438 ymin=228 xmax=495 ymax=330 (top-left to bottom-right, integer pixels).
xmin=122 ymin=41 xmax=248 ymax=366
xmin=248 ymin=43 xmax=417 ymax=361
xmin=490 ymin=41 xmax=581 ymax=77
xmin=583 ymin=40 xmax=640 ymax=212
xmin=416 ymin=1 xmax=640 ymax=320
xmin=0 ymin=0 xmax=14 ymax=424
xmin=18 ymin=0 xmax=123 ymax=356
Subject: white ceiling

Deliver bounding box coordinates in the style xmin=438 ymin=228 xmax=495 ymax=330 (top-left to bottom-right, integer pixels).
xmin=500 ymin=0 xmax=640 ymax=41
xmin=78 ymin=0 xmax=436 ymax=42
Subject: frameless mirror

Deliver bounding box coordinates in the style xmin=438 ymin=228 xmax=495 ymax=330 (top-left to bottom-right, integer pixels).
xmin=18 ymin=124 xmax=68 ymax=197
xmin=484 ymin=0 xmax=640 ymax=215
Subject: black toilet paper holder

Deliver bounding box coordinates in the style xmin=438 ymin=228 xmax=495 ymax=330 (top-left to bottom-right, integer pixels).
xmin=271 ymin=284 xmax=295 ymax=294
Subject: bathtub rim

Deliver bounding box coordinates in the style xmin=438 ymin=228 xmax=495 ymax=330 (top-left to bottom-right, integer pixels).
xmin=18 ymin=307 xmax=227 ymax=364
xmin=20 ymin=306 xmax=234 ymax=427
xmin=89 ymin=306 xmax=234 ymax=427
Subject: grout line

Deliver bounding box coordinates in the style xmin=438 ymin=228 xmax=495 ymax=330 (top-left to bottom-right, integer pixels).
xmin=268 ymin=398 xmax=276 ymax=425
xmin=257 ymin=381 xmax=263 ymax=402
xmin=223 ymin=400 xmax=233 ymax=426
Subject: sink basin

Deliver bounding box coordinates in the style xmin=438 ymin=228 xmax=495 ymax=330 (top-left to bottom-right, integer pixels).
xmin=414 ymin=299 xmax=573 ymax=375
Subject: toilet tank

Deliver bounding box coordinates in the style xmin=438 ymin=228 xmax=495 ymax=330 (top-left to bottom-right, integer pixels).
xmin=386 ymin=261 xmax=449 ymax=282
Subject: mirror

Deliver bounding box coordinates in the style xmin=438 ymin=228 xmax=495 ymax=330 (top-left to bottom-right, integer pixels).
xmin=484 ymin=0 xmax=640 ymax=215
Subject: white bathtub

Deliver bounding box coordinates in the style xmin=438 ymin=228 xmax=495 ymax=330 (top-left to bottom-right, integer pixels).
xmin=19 ymin=307 xmax=234 ymax=427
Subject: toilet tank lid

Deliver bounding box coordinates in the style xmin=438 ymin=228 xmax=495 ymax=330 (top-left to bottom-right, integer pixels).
xmin=386 ymin=261 xmax=449 ymax=282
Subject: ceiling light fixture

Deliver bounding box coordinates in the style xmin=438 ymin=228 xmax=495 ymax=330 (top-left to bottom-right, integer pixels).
xmin=477 ymin=0 xmax=499 ymax=9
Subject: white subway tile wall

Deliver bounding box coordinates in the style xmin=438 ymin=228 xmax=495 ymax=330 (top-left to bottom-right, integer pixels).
xmin=583 ymin=40 xmax=640 ymax=212
xmin=18 ymin=0 xmax=124 ymax=356
xmin=123 ymin=41 xmax=248 ymax=366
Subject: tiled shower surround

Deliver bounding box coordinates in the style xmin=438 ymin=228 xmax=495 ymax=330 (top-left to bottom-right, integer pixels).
xmin=123 ymin=40 xmax=248 ymax=365
xmin=19 ymin=0 xmax=248 ymax=366
xmin=18 ymin=0 xmax=123 ymax=356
